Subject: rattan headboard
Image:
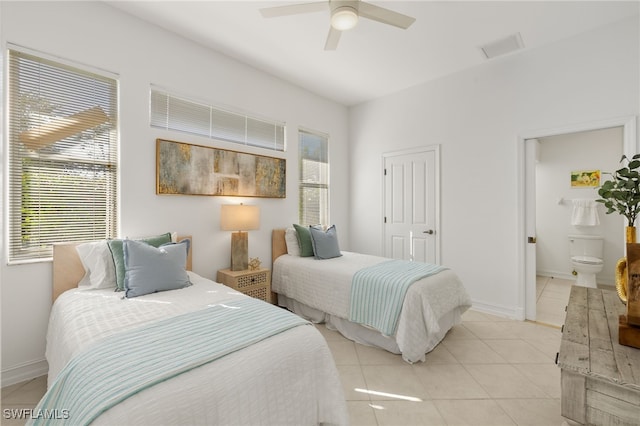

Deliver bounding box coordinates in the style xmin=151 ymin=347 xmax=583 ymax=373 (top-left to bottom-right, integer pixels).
xmin=272 ymin=229 xmax=287 ymax=265
xmin=52 ymin=235 xmax=193 ymax=302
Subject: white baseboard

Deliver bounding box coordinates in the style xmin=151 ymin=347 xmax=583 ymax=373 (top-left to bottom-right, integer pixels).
xmin=470 ymin=300 xmax=523 ymax=321
xmin=1 ymin=359 xmax=48 ymax=388
xmin=537 ymin=270 xmax=614 ymax=286
xmin=536 ymin=270 xmax=575 ymax=281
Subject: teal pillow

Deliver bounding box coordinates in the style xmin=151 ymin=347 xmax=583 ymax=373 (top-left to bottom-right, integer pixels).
xmin=123 ymin=239 xmax=191 ymax=298
xmin=108 ymin=232 xmax=172 ymax=291
xmin=293 ymin=224 xmax=315 ymax=257
xmin=309 ymin=225 xmax=342 ymax=259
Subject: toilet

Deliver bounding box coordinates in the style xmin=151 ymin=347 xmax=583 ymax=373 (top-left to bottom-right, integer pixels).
xmin=569 ymin=235 xmax=604 ymax=288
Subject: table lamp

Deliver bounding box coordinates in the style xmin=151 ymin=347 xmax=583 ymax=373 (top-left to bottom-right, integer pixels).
xmin=220 ymin=203 xmax=260 ymax=271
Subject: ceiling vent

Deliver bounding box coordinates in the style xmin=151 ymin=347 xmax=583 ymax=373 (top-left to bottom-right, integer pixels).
xmin=479 ymin=32 xmax=524 ymax=59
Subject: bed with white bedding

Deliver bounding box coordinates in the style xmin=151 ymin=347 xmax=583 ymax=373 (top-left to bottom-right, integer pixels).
xmin=31 ymin=235 xmax=348 ymax=426
xmin=271 ymin=228 xmax=472 ymax=364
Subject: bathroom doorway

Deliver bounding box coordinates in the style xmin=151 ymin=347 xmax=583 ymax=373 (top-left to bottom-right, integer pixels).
xmin=534 ymin=128 xmax=623 ymax=326
xmin=521 ymin=116 xmax=636 ymax=323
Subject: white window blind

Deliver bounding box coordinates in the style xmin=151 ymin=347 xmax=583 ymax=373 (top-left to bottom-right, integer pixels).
xmin=8 ymin=47 xmax=118 ymax=263
xmin=150 ymin=87 xmax=286 ymax=152
xmin=299 ymin=129 xmax=329 ymax=226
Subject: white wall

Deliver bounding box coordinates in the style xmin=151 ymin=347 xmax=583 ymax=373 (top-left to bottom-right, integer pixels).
xmin=349 ymin=16 xmax=639 ymax=318
xmin=535 ymin=127 xmax=624 ymax=285
xmin=0 ymin=1 xmax=349 ymax=386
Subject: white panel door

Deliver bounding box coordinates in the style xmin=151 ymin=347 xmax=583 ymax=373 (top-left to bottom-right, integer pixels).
xmin=383 ymin=147 xmax=439 ymax=264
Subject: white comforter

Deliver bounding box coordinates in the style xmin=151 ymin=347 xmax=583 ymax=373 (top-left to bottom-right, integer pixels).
xmin=272 ymin=252 xmax=472 ymax=363
xmin=45 ymin=272 xmax=348 ymax=426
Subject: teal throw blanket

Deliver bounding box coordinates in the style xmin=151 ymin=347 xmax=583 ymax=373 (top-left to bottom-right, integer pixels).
xmin=28 ymin=298 xmax=308 ymax=426
xmin=350 ymin=260 xmax=446 ymax=336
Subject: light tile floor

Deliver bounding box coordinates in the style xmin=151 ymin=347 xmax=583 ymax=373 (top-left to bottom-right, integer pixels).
xmin=535 ymin=275 xmax=615 ymax=328
xmin=536 ymin=276 xmax=574 ymax=327
xmin=2 ymin=306 xmax=572 ymax=426
xmin=1 ymin=375 xmax=47 ymax=426
xmin=323 ymin=309 xmax=566 ymax=426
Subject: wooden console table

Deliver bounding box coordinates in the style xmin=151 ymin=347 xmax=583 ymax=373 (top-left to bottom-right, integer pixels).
xmin=558 ymin=286 xmax=640 ymax=425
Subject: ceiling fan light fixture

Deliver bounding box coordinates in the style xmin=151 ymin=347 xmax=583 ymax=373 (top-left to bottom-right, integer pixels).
xmin=331 ymin=6 xmax=358 ymax=31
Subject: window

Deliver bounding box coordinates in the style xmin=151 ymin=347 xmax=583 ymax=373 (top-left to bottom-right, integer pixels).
xmin=298 ymin=129 xmax=329 ymax=226
xmin=150 ymin=87 xmax=286 ymax=152
xmin=7 ymin=47 xmax=118 ymax=263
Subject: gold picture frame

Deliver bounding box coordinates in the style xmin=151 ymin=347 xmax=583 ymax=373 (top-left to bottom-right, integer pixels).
xmin=156 ymin=138 xmax=286 ymax=198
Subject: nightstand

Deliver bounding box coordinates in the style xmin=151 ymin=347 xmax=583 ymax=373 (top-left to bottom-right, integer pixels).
xmin=216 ymin=268 xmax=271 ymax=303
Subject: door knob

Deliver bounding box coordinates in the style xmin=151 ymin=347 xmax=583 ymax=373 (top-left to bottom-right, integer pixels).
xmin=423 ymin=230 xmax=434 ymax=235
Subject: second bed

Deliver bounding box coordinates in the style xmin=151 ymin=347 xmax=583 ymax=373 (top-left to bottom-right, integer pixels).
xmin=271 ymin=228 xmax=472 ymax=363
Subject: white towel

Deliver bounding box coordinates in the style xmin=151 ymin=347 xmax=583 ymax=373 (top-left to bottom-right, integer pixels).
xmin=571 ymin=199 xmax=600 ymax=226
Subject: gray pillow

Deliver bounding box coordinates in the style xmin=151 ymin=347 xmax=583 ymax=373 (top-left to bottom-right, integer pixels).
xmin=309 ymin=225 xmax=342 ymax=259
xmin=108 ymin=232 xmax=172 ymax=291
xmin=123 ymin=239 xmax=191 ymax=298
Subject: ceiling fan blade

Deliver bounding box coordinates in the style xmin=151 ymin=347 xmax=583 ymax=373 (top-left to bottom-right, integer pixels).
xmin=358 ymin=1 xmax=415 ymax=29
xmin=260 ymin=1 xmax=328 ymax=18
xmin=324 ymin=26 xmax=342 ymax=50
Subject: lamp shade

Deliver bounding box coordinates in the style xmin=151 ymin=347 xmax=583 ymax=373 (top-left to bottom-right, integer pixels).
xmin=220 ymin=204 xmax=260 ymax=231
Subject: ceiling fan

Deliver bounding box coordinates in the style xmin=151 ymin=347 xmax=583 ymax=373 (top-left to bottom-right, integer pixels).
xmin=260 ymin=0 xmax=416 ymax=50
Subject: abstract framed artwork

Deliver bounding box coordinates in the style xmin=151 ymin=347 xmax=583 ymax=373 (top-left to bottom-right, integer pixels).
xmin=156 ymin=139 xmax=286 ymax=198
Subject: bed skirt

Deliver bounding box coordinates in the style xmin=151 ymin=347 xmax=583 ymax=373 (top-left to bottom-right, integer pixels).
xmin=276 ymin=294 xmax=461 ymax=363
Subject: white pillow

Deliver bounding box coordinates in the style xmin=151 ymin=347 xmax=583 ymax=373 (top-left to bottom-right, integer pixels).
xmin=76 ymin=240 xmax=117 ymax=289
xmin=285 ymin=227 xmax=301 ymax=256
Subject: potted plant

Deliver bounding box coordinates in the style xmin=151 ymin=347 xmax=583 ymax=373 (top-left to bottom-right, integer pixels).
xmin=597 ymin=154 xmax=640 ymax=239
xmin=597 ymin=153 xmax=640 ymax=304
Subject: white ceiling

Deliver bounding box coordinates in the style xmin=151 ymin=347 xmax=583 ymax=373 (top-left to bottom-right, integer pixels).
xmin=108 ymin=1 xmax=639 ymax=106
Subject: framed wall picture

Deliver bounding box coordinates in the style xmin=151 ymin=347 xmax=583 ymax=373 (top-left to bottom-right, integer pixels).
xmin=156 ymin=139 xmax=286 ymax=198
xmin=570 ymin=170 xmax=600 ymax=188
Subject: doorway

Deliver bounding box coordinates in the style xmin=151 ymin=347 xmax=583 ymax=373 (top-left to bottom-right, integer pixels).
xmin=534 ymin=129 xmax=624 ymax=326
xmin=382 ymin=145 xmax=440 ymax=264
xmin=520 ymin=116 xmax=637 ymax=322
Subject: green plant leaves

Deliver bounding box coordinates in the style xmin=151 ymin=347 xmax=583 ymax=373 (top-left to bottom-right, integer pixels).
xmin=597 ymin=154 xmax=640 ymax=226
